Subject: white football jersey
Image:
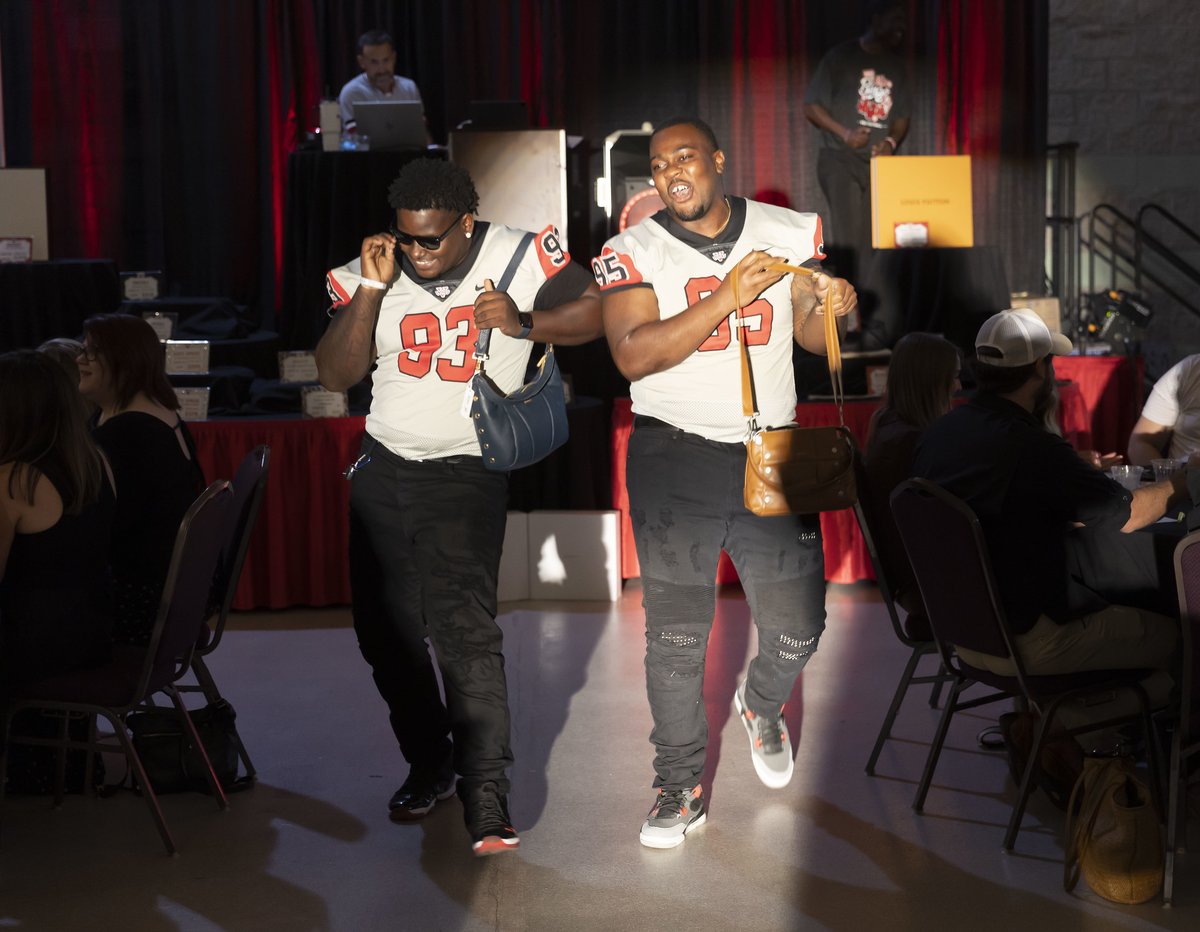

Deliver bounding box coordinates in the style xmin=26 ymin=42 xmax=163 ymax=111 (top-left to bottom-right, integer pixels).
xmin=326 ymin=222 xmax=571 ymax=460
xmin=592 ymin=197 xmax=824 ymax=443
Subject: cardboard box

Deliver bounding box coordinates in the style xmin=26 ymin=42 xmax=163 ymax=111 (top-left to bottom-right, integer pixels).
xmin=527 ymin=511 xmax=621 ymax=602
xmin=871 ymin=155 xmax=973 ymax=249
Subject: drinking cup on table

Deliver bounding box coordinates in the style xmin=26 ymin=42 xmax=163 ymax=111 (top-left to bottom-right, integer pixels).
xmin=1110 ymin=464 xmax=1144 ymax=490
xmin=1152 ymin=458 xmax=1179 ymax=482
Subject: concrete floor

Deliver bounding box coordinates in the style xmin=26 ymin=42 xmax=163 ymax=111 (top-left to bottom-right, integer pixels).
xmin=0 ymin=582 xmax=1196 ymax=931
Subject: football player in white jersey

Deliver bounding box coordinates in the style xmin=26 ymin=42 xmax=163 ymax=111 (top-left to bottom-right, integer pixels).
xmin=316 ymin=159 xmax=601 ymax=856
xmin=593 ymin=117 xmax=857 ymax=849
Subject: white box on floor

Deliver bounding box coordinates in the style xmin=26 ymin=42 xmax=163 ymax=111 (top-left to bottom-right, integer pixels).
xmin=527 ymin=510 xmax=621 ymax=602
xmin=497 ymin=511 xmax=529 ymax=602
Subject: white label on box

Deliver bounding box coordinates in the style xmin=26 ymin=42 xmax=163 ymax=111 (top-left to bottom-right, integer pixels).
xmin=143 ymin=312 xmax=176 ymax=340
xmin=176 ymin=387 xmax=210 ymax=421
xmin=894 ymin=221 xmax=929 ymax=248
xmin=302 ymin=386 xmax=348 ymax=418
xmin=0 ymin=237 xmax=32 ymax=263
xmin=122 ymin=272 xmax=161 ymax=300
xmin=279 ymin=350 xmax=320 ymax=383
xmin=164 ymin=340 xmax=210 ymax=374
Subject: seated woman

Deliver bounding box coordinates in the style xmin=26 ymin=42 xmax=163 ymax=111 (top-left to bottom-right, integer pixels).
xmin=0 ymin=350 xmax=115 ymax=694
xmin=862 ymin=332 xmax=960 ymax=636
xmin=78 ymin=314 xmax=205 ymax=645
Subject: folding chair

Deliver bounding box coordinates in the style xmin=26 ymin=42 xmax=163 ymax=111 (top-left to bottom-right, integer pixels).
xmin=890 ymin=478 xmax=1163 ymax=851
xmin=0 ymin=481 xmax=236 ymax=855
xmin=183 ymin=445 xmax=270 ymax=784
xmin=850 ymin=443 xmax=949 ymax=775
xmin=1167 ymin=530 xmax=1200 ymax=905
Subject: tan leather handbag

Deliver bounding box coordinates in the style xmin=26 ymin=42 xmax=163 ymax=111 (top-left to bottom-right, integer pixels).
xmin=1064 ymin=756 xmax=1163 ymax=905
xmin=736 ymin=263 xmax=856 ymax=517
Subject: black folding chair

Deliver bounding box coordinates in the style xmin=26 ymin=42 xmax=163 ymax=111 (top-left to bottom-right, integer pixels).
xmin=891 ymin=478 xmax=1163 ymax=850
xmin=182 ymin=445 xmax=270 ymax=784
xmin=1167 ymin=530 xmax=1200 ymax=905
xmin=0 ymin=482 xmax=235 ymax=855
xmin=850 ymin=444 xmax=950 ymax=775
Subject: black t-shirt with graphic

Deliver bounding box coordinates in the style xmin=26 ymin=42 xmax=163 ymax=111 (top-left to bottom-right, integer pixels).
xmin=805 ymin=38 xmax=908 ymax=161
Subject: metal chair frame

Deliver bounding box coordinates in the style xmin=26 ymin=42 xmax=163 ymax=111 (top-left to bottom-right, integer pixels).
xmin=849 ymin=443 xmax=950 ymax=776
xmin=0 ymin=482 xmax=236 ymax=855
xmin=891 ymin=478 xmax=1163 ymax=851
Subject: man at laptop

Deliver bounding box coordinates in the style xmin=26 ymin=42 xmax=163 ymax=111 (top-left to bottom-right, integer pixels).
xmin=338 ymin=29 xmax=426 ymax=138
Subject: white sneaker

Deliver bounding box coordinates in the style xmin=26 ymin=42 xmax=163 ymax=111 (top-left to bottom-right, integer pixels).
xmin=639 ymin=785 xmax=706 ymax=849
xmin=733 ymin=681 xmax=794 ymax=789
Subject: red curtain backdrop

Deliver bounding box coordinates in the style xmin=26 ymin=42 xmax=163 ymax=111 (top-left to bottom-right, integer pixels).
xmin=29 ymin=0 xmax=124 ymax=260
xmin=726 ymin=0 xmax=809 ymax=207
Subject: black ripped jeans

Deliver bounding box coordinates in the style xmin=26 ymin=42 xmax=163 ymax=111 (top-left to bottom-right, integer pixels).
xmin=627 ymin=417 xmax=827 ymax=790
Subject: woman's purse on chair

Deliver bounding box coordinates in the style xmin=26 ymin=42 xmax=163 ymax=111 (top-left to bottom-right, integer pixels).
xmin=468 ymin=231 xmax=569 ymax=472
xmin=736 ymin=264 xmax=856 ymax=516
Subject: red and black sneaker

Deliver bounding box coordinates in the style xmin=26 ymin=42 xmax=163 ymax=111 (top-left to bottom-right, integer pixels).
xmin=463 ymin=781 xmax=520 ymax=856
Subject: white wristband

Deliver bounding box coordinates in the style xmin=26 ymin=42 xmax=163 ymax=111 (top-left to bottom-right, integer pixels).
xmin=359 ymin=278 xmax=387 ymax=291
xmin=885 ymin=136 xmax=898 ymax=151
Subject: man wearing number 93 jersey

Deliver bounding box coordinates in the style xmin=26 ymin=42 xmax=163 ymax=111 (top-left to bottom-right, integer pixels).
xmin=593 ymin=117 xmax=857 ymax=849
xmin=316 ymin=159 xmax=601 ymax=856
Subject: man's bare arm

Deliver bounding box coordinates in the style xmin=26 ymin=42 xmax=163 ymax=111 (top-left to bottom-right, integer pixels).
xmin=792 ymin=272 xmax=857 ymax=356
xmin=1127 ymin=415 xmax=1172 ymax=466
xmin=315 ymin=233 xmax=395 ymax=391
xmin=604 ymin=250 xmax=783 ymax=381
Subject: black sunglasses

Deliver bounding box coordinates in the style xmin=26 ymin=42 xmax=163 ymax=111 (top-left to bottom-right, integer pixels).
xmin=389 ymin=213 xmax=466 ymax=250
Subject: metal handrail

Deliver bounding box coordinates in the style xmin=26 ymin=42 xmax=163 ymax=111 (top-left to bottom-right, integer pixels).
xmin=1077 ymin=202 xmax=1200 ymax=331
xmin=1135 ymin=204 xmax=1200 ymax=314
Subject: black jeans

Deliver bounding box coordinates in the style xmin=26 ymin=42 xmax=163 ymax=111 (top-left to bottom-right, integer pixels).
xmin=816 ymin=147 xmax=872 ymax=283
xmin=347 ymin=435 xmax=513 ymax=794
xmin=627 ymin=418 xmax=827 ymax=790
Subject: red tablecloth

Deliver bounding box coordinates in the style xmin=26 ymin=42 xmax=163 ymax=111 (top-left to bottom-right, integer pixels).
xmin=610 ymin=386 xmax=1091 ymax=584
xmin=187 ymin=374 xmax=1102 ymax=608
xmin=1054 ymin=355 xmax=1144 ymax=455
xmin=191 ymin=417 xmax=364 ymax=611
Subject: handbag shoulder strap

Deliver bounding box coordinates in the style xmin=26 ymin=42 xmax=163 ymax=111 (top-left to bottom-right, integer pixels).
xmin=474 ymin=230 xmax=537 ymax=359
xmin=733 ymin=262 xmax=846 ymax=430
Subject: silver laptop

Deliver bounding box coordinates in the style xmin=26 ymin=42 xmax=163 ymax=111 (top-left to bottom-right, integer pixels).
xmin=352 ymin=101 xmax=426 ymax=151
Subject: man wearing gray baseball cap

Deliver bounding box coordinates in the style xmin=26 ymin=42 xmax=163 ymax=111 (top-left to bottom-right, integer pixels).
xmin=912 ymin=308 xmax=1184 ymax=702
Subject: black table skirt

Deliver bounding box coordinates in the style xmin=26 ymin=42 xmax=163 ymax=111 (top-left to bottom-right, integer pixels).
xmin=857 ymin=245 xmax=1012 ymax=352
xmin=0 ymin=259 xmax=121 ymax=351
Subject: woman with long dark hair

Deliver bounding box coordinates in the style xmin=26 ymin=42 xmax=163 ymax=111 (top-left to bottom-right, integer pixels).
xmin=0 ymin=350 xmax=115 ymax=692
xmin=78 ymin=314 xmax=205 ymax=644
xmin=863 ymin=333 xmax=961 ymax=630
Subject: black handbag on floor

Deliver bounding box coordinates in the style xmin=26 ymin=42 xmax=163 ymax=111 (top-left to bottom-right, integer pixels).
xmin=470 ymin=231 xmax=569 ymax=471
xmin=127 ymin=699 xmax=253 ymax=795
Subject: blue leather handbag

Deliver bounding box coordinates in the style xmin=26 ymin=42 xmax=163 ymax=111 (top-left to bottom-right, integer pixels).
xmin=469 ymin=231 xmax=569 ymax=472
xmin=470 ymin=342 xmax=568 ymax=471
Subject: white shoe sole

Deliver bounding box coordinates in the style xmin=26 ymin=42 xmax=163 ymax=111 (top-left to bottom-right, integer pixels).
xmin=639 ymin=812 xmax=707 ymax=849
xmin=734 ymin=687 xmax=795 ymax=790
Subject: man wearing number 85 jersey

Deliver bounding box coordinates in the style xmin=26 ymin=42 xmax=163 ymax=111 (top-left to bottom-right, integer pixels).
xmin=316 ymin=159 xmax=601 ymax=856
xmin=593 ymin=117 xmax=858 ymax=849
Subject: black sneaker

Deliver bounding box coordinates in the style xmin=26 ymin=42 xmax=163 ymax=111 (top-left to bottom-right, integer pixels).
xmin=639 ymin=785 xmax=706 ymax=849
xmin=462 ymin=781 xmax=520 ymax=856
xmin=388 ymin=768 xmax=456 ymax=822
